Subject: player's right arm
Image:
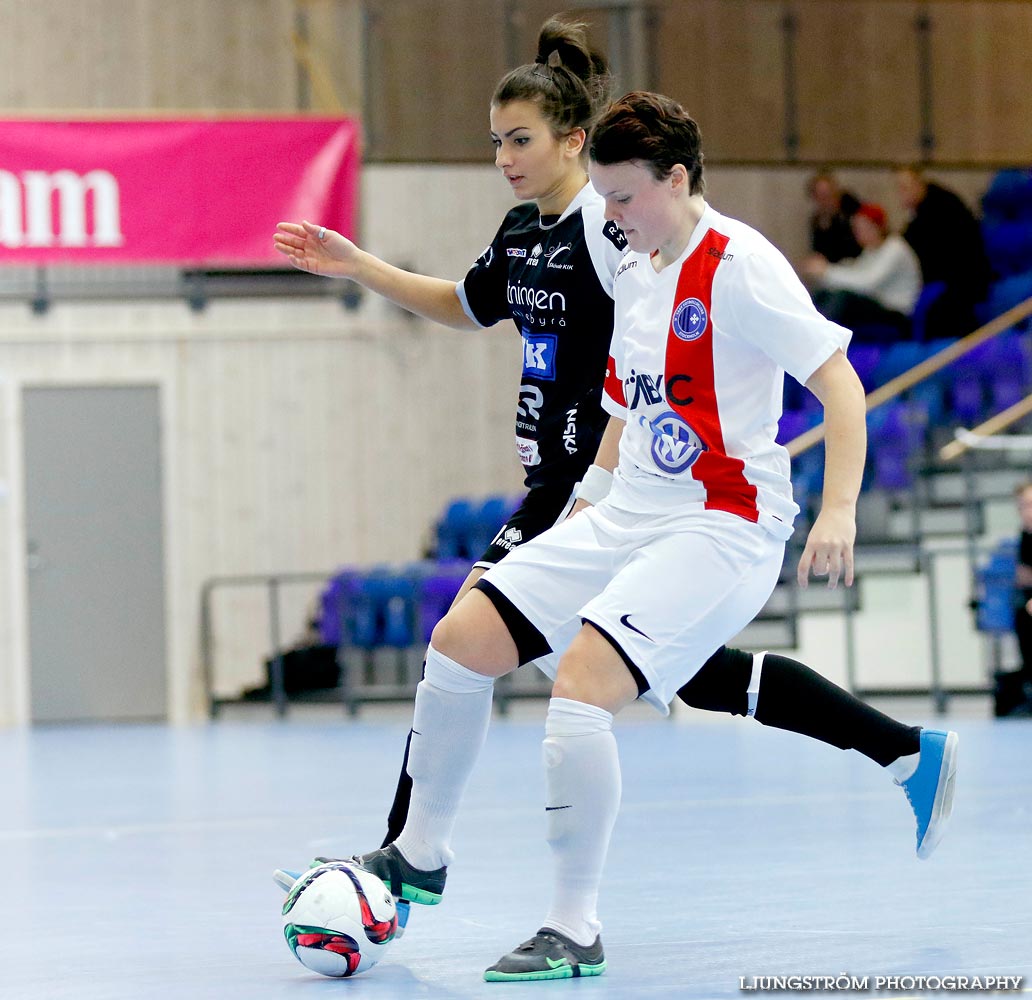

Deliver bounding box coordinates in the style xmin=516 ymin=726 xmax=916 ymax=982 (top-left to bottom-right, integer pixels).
xmin=274 ymin=220 xmax=477 ymax=331
xmin=589 ymin=415 xmax=624 ymax=475
xmin=569 ymin=416 xmax=624 ymax=517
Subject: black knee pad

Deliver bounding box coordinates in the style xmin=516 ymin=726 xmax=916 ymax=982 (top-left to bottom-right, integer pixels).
xmin=676 ymin=646 xmax=752 ymax=716
xmin=473 ymin=579 xmax=552 ymax=666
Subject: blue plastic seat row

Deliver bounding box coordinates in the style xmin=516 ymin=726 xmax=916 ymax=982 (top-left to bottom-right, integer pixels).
xmin=315 ymin=493 xmax=526 ymax=656
xmin=318 ymin=559 xmax=471 ymax=651
xmin=436 ymin=492 xmax=525 ymax=561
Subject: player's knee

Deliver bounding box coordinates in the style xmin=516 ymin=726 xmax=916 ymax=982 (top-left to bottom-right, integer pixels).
xmin=428 ymin=607 xmax=463 ymax=661
xmin=552 ymin=627 xmax=638 ymax=711
xmin=677 ymin=646 xmax=752 ymax=715
xmin=429 ymin=590 xmax=518 ymax=677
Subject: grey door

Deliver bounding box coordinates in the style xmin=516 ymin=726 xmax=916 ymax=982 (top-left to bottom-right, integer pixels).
xmin=23 ymin=385 xmax=167 ymax=722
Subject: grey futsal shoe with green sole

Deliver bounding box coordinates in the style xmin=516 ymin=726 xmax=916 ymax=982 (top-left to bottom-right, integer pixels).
xmin=484 ymin=928 xmax=606 ymax=982
xmin=313 ymin=844 xmax=447 ymax=906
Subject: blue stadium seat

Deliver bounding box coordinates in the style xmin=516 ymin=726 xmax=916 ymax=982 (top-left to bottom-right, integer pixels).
xmin=379 ymin=571 xmax=418 ymax=649
xmin=782 ymin=372 xmax=809 ymax=411
xmin=873 ymin=447 xmax=912 ymax=490
xmin=436 ymin=497 xmax=476 ymax=560
xmin=975 ymin=539 xmax=1019 ymax=633
xmin=990 ymin=332 xmax=1027 ymax=378
xmin=907 ymin=379 xmax=947 ymax=425
xmin=468 ymin=493 xmax=523 ymax=556
xmin=874 ymin=342 xmax=926 ymax=385
xmin=987 ymin=271 xmax=1032 ymax=318
xmin=992 ymin=374 xmax=1025 ymax=414
xmin=983 ymin=221 xmax=1032 ymax=277
xmin=910 ymin=282 xmax=947 ymax=341
xmin=868 ymin=400 xmax=927 ymax=451
xmin=949 ymin=371 xmax=987 ymax=426
xmin=317 ymin=570 xmax=352 ymax=647
xmin=340 ymin=568 xmax=385 ymax=649
xmin=415 ymin=561 xmax=470 ymax=643
xmin=982 ymin=169 xmax=1032 ymax=222
xmin=777 ymin=408 xmax=811 ymax=446
xmin=848 ymin=344 xmax=882 ymax=393
xmin=791 ymin=445 xmax=825 ymax=507
xmin=337 ymin=566 xmax=420 ymax=650
xmin=865 ymin=401 xmax=928 ymax=490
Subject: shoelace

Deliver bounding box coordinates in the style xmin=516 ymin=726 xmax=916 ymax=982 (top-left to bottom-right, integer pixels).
xmin=517 ymin=933 xmax=560 ymax=954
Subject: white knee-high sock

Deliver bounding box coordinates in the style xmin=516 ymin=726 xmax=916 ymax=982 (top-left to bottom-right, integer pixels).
xmin=393 ymin=644 xmax=495 ymax=871
xmin=541 ymin=697 xmax=620 ymax=947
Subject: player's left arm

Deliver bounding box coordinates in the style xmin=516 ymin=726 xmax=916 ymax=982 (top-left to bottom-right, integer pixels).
xmin=797 ymin=349 xmax=866 ymax=588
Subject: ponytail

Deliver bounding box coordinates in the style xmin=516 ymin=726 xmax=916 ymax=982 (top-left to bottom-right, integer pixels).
xmin=493 ymin=15 xmax=611 ymax=138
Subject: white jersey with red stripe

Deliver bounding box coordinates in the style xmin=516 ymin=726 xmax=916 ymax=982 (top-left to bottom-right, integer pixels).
xmin=602 ymin=203 xmax=850 ymax=540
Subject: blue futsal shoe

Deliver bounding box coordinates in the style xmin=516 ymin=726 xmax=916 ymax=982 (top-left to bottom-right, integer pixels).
xmin=896 ymin=729 xmax=958 ymax=859
xmin=272 ymin=867 xmax=300 ymax=893
xmin=273 ymin=867 xmax=412 ymax=938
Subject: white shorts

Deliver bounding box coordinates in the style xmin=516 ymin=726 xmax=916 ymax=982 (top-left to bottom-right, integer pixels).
xmin=480 ymin=501 xmax=785 ymax=714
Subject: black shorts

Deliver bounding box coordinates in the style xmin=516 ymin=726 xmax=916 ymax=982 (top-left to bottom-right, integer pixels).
xmin=473 ymin=481 xmax=577 ymax=568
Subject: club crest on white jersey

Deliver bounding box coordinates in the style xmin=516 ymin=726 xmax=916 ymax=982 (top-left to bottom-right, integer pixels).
xmin=672 ymin=297 xmax=708 ymax=341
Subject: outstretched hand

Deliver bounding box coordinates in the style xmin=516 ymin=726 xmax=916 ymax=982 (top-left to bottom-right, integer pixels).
xmin=273 ymin=220 xmax=358 ymax=278
xmin=796 ymin=507 xmax=856 ymax=589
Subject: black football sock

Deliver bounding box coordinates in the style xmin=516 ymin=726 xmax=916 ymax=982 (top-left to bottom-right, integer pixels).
xmin=677 ymin=647 xmax=921 ymax=766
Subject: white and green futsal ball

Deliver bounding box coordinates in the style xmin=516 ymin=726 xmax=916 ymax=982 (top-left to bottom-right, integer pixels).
xmin=282 ymin=862 xmax=398 ymax=977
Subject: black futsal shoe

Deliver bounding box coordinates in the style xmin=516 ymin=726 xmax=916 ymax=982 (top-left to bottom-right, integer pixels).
xmin=313 ymin=843 xmax=447 ymax=905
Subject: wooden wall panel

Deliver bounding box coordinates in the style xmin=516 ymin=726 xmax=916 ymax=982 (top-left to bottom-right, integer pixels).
xmin=0 ymin=0 xmax=149 ymax=108
xmin=931 ymin=1 xmax=1032 ymax=164
xmin=302 ymin=0 xmax=366 ymax=115
xmin=505 ymin=1 xmax=615 ymax=70
xmin=364 ymin=0 xmax=507 ymax=160
xmin=144 ymin=0 xmax=297 ymax=109
xmin=654 ymin=0 xmax=787 ymax=162
xmin=0 ymin=0 xmax=1029 ymax=163
xmin=793 ymin=1 xmax=922 ymax=163
xmin=0 ymin=0 xmax=298 ymax=110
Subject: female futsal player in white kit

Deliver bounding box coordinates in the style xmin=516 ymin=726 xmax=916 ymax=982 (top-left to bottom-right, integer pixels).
xmin=321 ymin=92 xmax=958 ymax=982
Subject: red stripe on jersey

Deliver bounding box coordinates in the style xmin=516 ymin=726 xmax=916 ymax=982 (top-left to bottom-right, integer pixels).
xmin=665 ymin=229 xmax=759 ymax=522
xmin=604 ymin=354 xmax=626 ymax=408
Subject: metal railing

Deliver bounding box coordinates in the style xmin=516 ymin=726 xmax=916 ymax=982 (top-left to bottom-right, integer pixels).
xmin=786 ymin=295 xmax=1032 ymax=459
xmin=200 ymin=571 xmax=335 ymax=718
xmin=780 ymin=295 xmax=1032 ymax=711
xmin=199 ymin=567 xmax=552 ymax=719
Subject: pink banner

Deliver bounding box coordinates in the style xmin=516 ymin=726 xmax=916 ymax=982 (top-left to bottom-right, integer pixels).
xmin=0 ymin=118 xmax=359 ymax=265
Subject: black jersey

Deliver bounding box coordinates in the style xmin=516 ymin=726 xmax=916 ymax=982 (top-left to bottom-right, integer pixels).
xmin=456 ymin=183 xmax=628 ymax=489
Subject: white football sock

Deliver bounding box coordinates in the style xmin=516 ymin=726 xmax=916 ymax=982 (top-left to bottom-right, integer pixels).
xmin=886 ymin=750 xmax=920 ymax=784
xmin=540 ymin=697 xmax=620 ymax=947
xmin=393 ymin=644 xmax=495 ymax=871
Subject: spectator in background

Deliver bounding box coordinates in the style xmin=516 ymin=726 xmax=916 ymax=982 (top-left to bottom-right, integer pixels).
xmin=896 ymin=165 xmax=992 ymax=337
xmin=803 ymin=202 xmax=921 ymax=342
xmin=807 ymin=170 xmax=862 ymax=263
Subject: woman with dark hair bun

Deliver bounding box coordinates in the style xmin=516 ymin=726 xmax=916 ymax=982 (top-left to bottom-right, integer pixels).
xmin=276 ymin=15 xmax=619 ymax=556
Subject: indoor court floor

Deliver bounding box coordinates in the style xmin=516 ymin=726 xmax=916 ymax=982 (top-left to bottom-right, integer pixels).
xmin=3 ymin=703 xmax=1030 ymax=999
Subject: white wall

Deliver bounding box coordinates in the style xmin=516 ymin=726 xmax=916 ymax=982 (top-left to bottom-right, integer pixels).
xmin=0 ymin=163 xmax=1003 ymax=726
